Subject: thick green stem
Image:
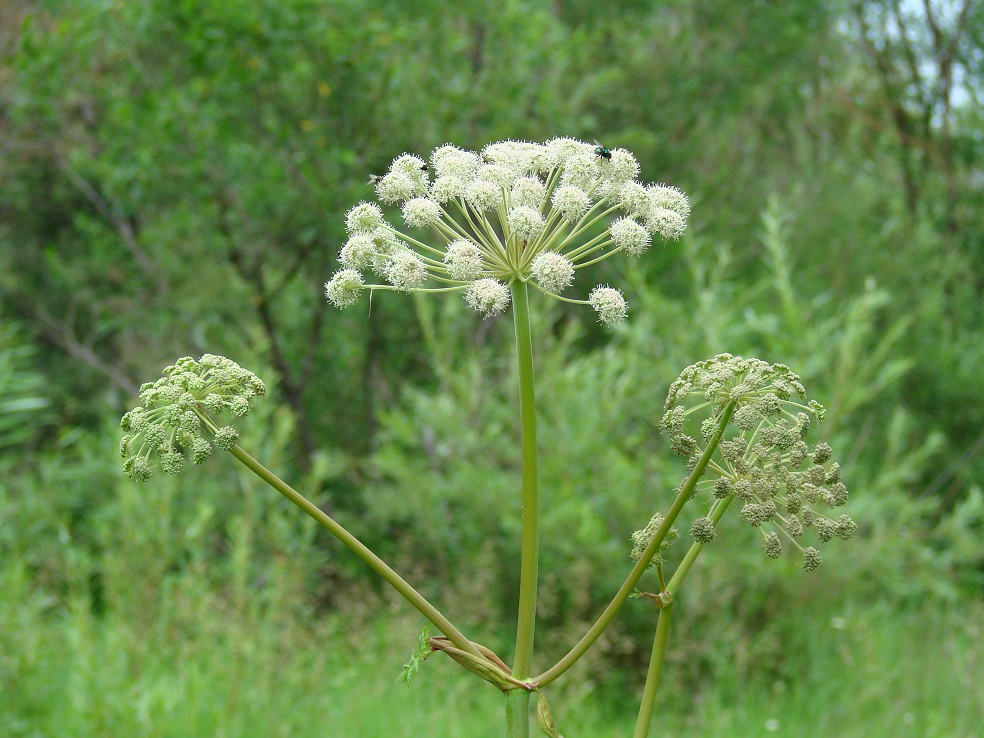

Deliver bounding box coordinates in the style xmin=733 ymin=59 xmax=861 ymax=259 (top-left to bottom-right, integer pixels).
xmin=505 ymin=690 xmax=531 ymax=738
xmin=511 ymin=281 xmax=539 ymax=681
xmin=228 ymin=444 xmax=486 ymax=662
xmin=633 ymin=602 xmax=674 ymax=738
xmin=533 ymin=402 xmax=735 ymax=686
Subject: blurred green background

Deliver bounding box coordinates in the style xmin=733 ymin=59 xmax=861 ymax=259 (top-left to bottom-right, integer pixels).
xmin=1 ymin=1 xmax=981 ymax=736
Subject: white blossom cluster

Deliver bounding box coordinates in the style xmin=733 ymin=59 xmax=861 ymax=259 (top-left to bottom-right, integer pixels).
xmin=325 ymin=139 xmax=690 ymax=323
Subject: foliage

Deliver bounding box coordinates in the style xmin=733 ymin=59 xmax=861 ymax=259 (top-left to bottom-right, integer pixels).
xmin=1 ymin=566 xmax=981 ymax=738
xmin=0 ymin=317 xmax=52 ymax=452
xmin=0 ymin=0 xmax=982 ymax=732
xmin=3 ymin=0 xmax=981 ymax=482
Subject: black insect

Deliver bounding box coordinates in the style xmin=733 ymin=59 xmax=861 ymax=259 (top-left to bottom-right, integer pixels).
xmin=419 ymin=163 xmax=430 ymax=171
xmin=367 ymin=174 xmax=383 ymax=185
xmin=593 ymin=140 xmax=612 ymax=160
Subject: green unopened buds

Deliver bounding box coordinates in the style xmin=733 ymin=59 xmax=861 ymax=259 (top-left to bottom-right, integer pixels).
xmin=120 ymin=354 xmax=265 ymax=482
xmin=690 ymin=516 xmax=717 ymax=544
xmin=325 ymin=138 xmax=691 ymax=324
xmin=631 ymin=513 xmax=680 ymax=568
xmin=661 ymin=354 xmax=857 ymax=570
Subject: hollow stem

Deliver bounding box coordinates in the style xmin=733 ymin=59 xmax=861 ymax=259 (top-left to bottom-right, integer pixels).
xmin=634 ymin=495 xmax=736 ymax=738
xmin=510 ymin=281 xmax=540 ymax=682
xmin=665 ymin=494 xmax=734 ymax=597
xmin=505 ymin=689 xmax=531 ymax=738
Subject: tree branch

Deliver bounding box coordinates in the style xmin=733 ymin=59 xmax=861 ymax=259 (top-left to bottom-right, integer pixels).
xmin=29 ymin=301 xmax=138 ymax=396
xmin=61 ymin=167 xmax=170 ymax=296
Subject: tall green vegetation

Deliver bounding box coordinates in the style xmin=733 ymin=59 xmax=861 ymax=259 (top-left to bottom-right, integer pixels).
xmin=2 ymin=0 xmax=980 ymax=484
xmin=1 ymin=0 xmax=981 ymax=734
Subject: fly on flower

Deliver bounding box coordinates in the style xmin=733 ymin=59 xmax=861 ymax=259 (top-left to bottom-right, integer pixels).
xmin=325 ymin=138 xmax=689 ymax=324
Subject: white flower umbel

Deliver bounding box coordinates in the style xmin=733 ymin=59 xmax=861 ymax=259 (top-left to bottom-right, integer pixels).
xmin=609 ymin=217 xmax=651 ymax=256
xmin=384 ymin=250 xmax=427 ymax=290
xmin=445 ymin=240 xmax=485 ymax=281
xmin=511 ymin=177 xmax=547 ymax=209
xmin=345 ymin=202 xmax=386 ymax=234
xmin=325 ymin=138 xmax=690 ymax=321
xmin=325 ymin=269 xmax=364 ymax=307
xmin=551 ymin=186 xmax=591 ymax=222
xmin=507 ymin=206 xmax=547 ymax=241
xmin=465 ymin=278 xmax=511 ymax=316
xmin=376 ymin=172 xmax=423 ymax=204
xmin=531 ymin=252 xmax=574 ymax=294
xmin=339 ymin=235 xmax=376 ymax=270
xmin=603 ymin=149 xmax=641 ymax=183
xmin=402 ymin=198 xmax=443 ymax=228
xmin=466 ymin=180 xmax=501 ymax=212
xmin=589 ymin=286 xmax=628 ymax=324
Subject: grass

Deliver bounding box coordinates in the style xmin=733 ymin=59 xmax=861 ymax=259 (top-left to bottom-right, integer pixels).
xmin=2 ymin=555 xmax=981 ymax=738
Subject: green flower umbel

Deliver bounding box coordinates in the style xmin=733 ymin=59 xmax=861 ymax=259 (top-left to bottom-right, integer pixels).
xmin=120 ymin=354 xmax=266 ymax=481
xmin=660 ymin=354 xmax=857 ymax=571
xmin=630 ymin=513 xmax=680 ymax=569
xmin=325 ymin=139 xmax=690 ymax=324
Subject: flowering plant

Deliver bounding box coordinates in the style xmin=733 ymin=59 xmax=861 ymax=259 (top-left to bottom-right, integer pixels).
xmin=325 ymin=138 xmax=689 ymax=323
xmin=121 ymin=139 xmax=855 ymax=738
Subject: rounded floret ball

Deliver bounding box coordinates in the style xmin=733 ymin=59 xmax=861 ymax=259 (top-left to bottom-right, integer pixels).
xmin=325 ymin=269 xmax=364 ymax=308
xmin=530 ymin=252 xmax=575 ymax=294
xmin=589 ymin=286 xmax=627 ymax=325
xmin=464 ymin=278 xmax=510 ymax=317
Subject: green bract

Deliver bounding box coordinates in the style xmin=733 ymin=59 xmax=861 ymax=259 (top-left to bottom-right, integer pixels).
xmin=120 ymin=354 xmax=265 ymax=482
xmin=325 ymin=138 xmax=690 ymax=323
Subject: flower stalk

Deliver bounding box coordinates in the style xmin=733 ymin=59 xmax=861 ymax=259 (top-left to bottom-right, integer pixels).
xmin=533 ymin=401 xmax=736 ymax=687
xmin=633 ymin=601 xmax=674 ymax=738
xmin=228 ymin=444 xmax=487 ymax=662
xmin=511 ymin=280 xmax=540 ymax=681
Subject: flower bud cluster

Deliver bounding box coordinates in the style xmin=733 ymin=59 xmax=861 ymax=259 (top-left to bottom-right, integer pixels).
xmin=630 ymin=513 xmax=680 ymax=568
xmin=120 ymin=354 xmax=265 ymax=482
xmin=660 ymin=354 xmax=857 ymax=571
xmin=325 ymin=138 xmax=690 ymax=324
